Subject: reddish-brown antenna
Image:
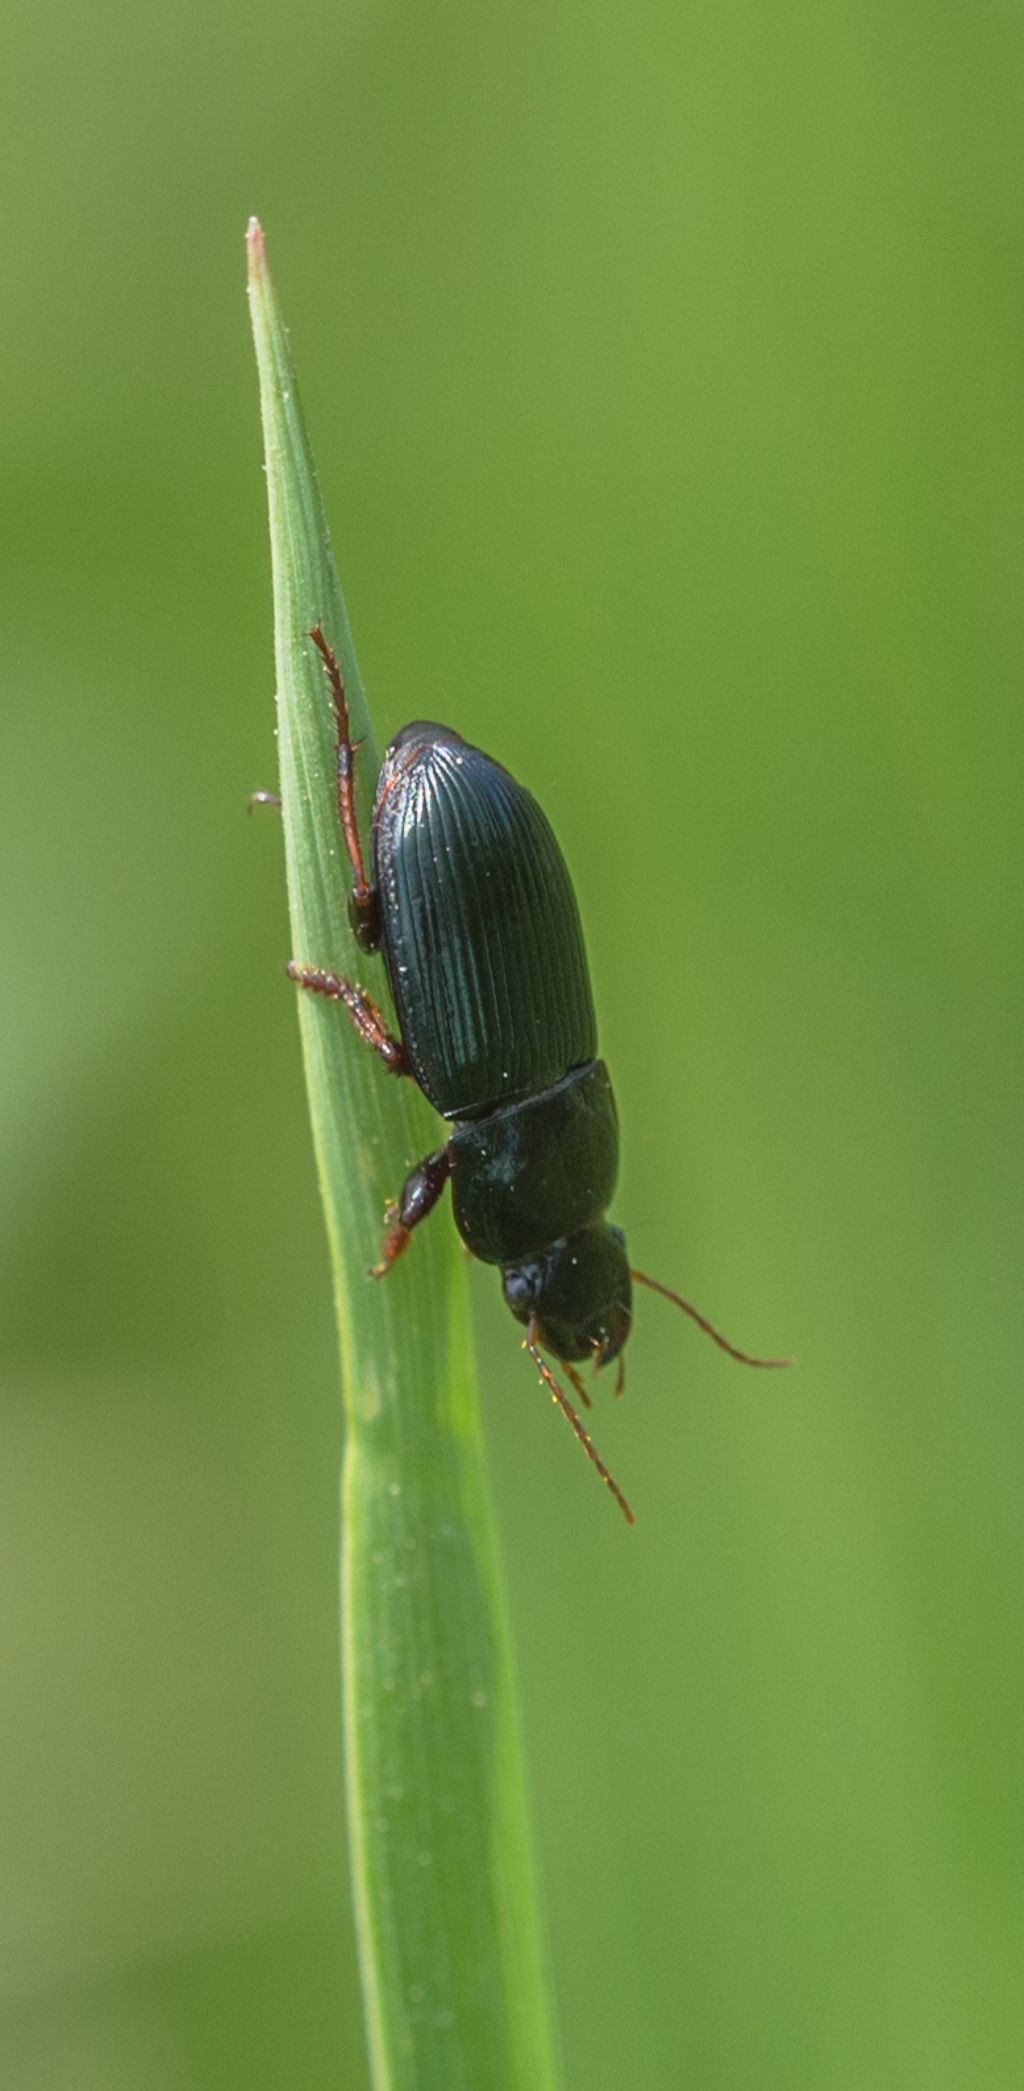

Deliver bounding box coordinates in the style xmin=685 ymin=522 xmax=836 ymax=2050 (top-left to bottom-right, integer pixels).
xmin=630 ymin=1271 xmax=791 ymax=1369
xmin=524 ymin=1320 xmax=634 ymax=1525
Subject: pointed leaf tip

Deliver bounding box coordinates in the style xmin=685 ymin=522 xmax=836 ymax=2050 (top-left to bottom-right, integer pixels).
xmin=246 ymin=217 xmax=266 ymax=282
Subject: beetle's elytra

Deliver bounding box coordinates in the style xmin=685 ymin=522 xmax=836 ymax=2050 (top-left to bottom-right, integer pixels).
xmin=282 ymin=627 xmax=788 ymax=1523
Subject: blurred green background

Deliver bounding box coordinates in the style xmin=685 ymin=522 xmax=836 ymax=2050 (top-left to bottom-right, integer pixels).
xmin=3 ymin=3 xmax=1022 ymax=2086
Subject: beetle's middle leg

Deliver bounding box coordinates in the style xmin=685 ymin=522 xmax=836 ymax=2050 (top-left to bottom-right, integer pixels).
xmin=309 ymin=624 xmax=380 ymax=953
xmin=372 ymin=1147 xmax=451 ymax=1278
xmin=286 ymin=963 xmax=407 ymax=1074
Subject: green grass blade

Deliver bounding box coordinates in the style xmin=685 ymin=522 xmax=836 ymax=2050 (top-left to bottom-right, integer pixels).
xmin=246 ymin=220 xmax=561 ymax=2091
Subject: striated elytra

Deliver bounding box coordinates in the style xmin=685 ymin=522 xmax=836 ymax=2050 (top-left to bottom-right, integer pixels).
xmin=282 ymin=628 xmax=789 ymax=1523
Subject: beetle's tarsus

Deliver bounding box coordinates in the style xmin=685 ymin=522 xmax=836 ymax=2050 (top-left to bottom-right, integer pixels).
xmin=370 ymin=1216 xmax=411 ymax=1279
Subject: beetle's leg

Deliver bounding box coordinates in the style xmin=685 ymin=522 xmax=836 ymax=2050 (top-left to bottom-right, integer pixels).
xmin=286 ymin=963 xmax=408 ymax=1075
xmin=309 ymin=624 xmax=380 ymax=954
xmin=371 ymin=1146 xmax=451 ymax=1279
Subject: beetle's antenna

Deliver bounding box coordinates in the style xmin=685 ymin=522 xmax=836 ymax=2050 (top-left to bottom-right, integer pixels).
xmin=524 ymin=1322 xmax=634 ymax=1524
xmin=630 ymin=1270 xmax=791 ymax=1368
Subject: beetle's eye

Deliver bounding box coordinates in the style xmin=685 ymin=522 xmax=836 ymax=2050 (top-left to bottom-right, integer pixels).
xmin=609 ymin=1225 xmax=625 ymax=1249
xmin=502 ymin=1265 xmax=533 ymax=1312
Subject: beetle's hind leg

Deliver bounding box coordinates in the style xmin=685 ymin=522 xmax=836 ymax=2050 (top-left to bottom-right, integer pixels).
xmin=371 ymin=1147 xmax=451 ymax=1279
xmin=309 ymin=624 xmax=380 ymax=953
xmin=286 ymin=963 xmax=408 ymax=1075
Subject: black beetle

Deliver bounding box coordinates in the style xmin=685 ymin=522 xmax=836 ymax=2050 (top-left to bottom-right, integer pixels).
xmin=282 ymin=626 xmax=787 ymax=1522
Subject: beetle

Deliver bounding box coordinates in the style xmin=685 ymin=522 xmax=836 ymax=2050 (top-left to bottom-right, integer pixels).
xmin=279 ymin=626 xmax=788 ymax=1523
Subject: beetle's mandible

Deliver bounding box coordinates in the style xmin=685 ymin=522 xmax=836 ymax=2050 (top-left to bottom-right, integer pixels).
xmin=279 ymin=627 xmax=788 ymax=1523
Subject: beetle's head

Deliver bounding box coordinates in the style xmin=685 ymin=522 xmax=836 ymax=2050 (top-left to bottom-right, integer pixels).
xmin=501 ymin=1223 xmax=632 ymax=1366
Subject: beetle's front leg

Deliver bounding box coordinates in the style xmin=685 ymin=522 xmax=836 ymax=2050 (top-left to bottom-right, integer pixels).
xmin=309 ymin=624 xmax=380 ymax=954
xmin=286 ymin=962 xmax=407 ymax=1074
xmin=372 ymin=1147 xmax=452 ymax=1278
